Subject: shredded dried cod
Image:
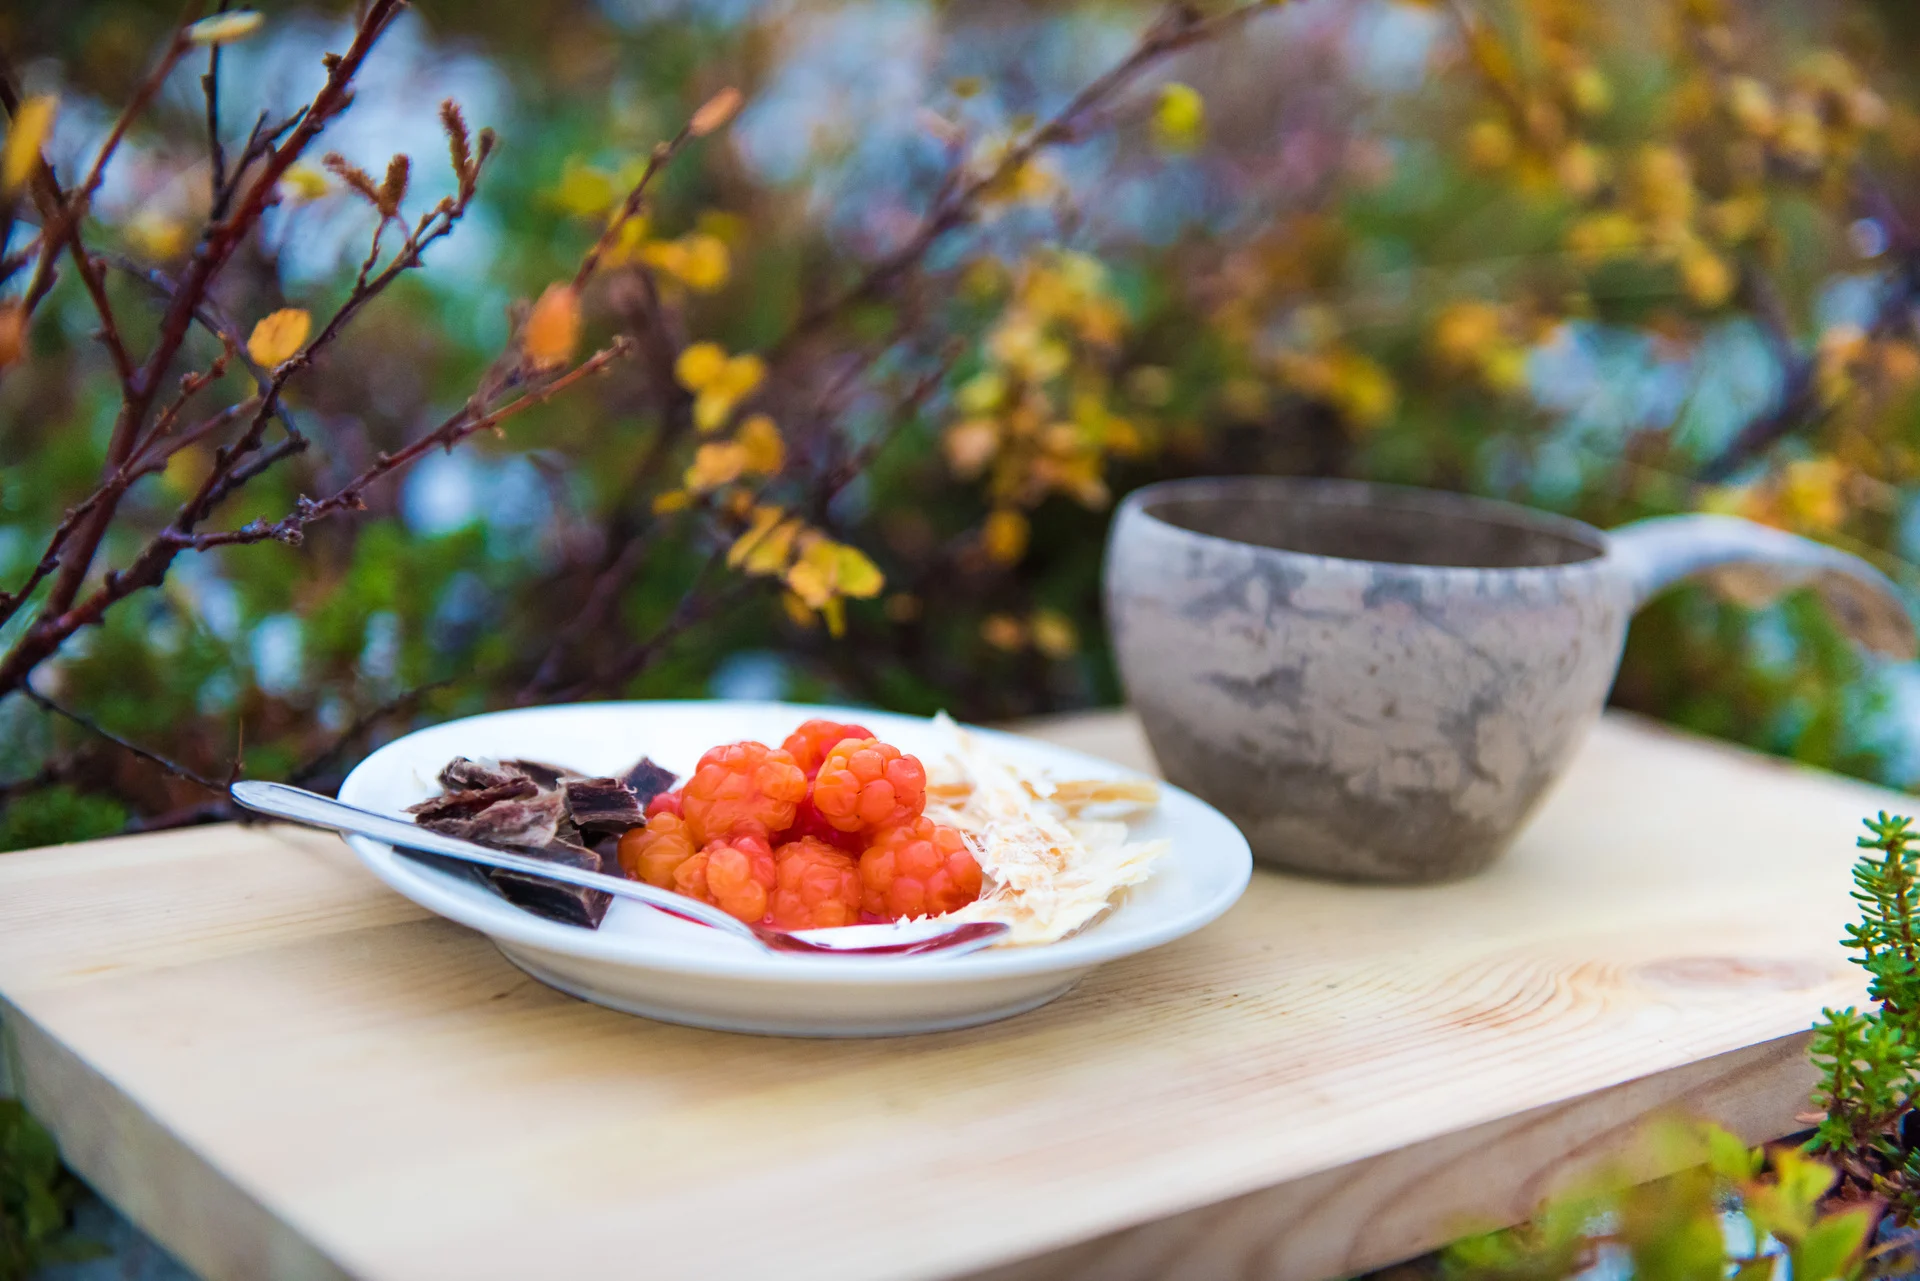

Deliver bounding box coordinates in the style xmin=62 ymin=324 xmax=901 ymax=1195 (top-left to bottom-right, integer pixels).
xmin=922 ymin=713 xmax=1169 ymax=946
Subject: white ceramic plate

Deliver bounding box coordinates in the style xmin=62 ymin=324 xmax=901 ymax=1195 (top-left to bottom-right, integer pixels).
xmin=337 ymin=701 xmax=1251 ymax=1037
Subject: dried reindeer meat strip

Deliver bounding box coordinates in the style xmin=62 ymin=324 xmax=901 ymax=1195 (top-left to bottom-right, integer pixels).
xmin=619 ymin=758 xmax=678 ymax=807
xmin=485 ymin=840 xmax=613 ymax=928
xmin=405 ymin=778 xmax=535 ymax=822
xmin=502 ymin=758 xmax=576 ymax=789
xmin=439 ymin=757 xmax=525 ymax=793
xmin=562 ymin=777 xmax=645 ymax=832
xmin=416 ymin=788 xmax=567 ymax=848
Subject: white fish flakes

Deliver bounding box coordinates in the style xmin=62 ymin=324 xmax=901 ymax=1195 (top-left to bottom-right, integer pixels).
xmin=923 ymin=714 xmax=1169 ymax=946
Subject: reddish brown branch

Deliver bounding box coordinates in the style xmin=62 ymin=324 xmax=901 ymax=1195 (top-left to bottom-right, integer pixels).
xmin=37 ymin=0 xmax=408 ymax=628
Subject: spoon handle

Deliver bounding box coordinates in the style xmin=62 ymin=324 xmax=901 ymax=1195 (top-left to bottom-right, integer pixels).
xmin=229 ymin=780 xmax=762 ymax=945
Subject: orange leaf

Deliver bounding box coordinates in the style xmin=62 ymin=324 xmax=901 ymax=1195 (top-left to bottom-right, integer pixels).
xmin=689 ymin=88 xmax=743 ymax=138
xmin=0 ymin=302 xmax=26 ymax=370
xmin=246 ymin=308 xmax=311 ymax=367
xmin=523 ymin=284 xmax=581 ymax=370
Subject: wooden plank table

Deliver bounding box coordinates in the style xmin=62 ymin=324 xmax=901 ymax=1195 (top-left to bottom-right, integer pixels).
xmin=0 ymin=710 xmax=1894 ymax=1281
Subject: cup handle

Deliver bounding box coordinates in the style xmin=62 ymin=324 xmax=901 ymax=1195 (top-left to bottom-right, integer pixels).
xmin=1607 ymin=514 xmax=1916 ymax=658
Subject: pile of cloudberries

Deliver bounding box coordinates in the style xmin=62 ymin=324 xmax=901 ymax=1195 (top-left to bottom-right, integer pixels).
xmin=617 ymin=720 xmax=985 ymax=929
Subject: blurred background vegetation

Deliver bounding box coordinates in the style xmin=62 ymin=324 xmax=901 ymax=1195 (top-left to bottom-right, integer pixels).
xmin=6 ymin=0 xmax=1920 ymax=849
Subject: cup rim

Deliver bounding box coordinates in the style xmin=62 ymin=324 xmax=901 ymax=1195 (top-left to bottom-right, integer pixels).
xmin=1117 ymin=475 xmax=1611 ymax=576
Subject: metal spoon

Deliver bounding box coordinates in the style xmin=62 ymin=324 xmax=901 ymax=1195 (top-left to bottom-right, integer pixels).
xmin=230 ymin=780 xmax=1009 ymax=958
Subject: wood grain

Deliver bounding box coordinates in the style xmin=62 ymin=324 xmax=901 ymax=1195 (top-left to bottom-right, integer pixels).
xmin=0 ymin=711 xmax=1890 ymax=1281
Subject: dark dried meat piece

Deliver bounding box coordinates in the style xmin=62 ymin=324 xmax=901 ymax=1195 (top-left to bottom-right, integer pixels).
xmin=416 ymin=788 xmax=567 ymax=849
xmin=502 ymin=758 xmax=576 ymax=789
xmin=409 ymin=839 xmax=612 ymax=929
xmin=405 ymin=778 xmax=535 ymax=822
xmin=439 ymin=757 xmax=524 ymax=793
xmin=620 ymin=757 xmax=677 ymax=807
xmin=486 ymin=839 xmax=613 ymax=928
xmin=562 ymin=777 xmax=645 ymax=832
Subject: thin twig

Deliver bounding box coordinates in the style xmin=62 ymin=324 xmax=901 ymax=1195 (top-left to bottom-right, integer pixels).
xmin=19 ymin=686 xmax=224 ymax=793
xmin=203 ymin=0 xmax=230 ymax=209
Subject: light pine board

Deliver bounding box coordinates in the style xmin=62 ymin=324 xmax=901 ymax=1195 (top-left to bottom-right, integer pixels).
xmin=0 ymin=711 xmax=1894 ymax=1281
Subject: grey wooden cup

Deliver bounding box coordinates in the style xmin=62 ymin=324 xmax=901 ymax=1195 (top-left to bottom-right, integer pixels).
xmin=1104 ymin=476 xmax=1917 ymax=883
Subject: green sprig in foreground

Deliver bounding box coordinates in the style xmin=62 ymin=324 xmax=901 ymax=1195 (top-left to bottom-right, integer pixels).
xmin=1448 ymin=813 xmax=1920 ymax=1281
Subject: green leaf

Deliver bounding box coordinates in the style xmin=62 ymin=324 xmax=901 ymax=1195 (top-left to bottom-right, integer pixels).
xmin=1786 ymin=1208 xmax=1871 ymax=1281
xmin=1704 ymin=1123 xmax=1762 ymax=1182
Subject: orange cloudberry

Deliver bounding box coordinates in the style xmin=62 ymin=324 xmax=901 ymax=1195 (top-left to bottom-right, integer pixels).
xmin=768 ymin=837 xmax=863 ymax=930
xmin=680 ymin=741 xmax=807 ymax=844
xmin=618 ymin=812 xmax=697 ymax=887
xmin=780 ymin=718 xmax=875 ymax=777
xmin=675 ymin=831 xmax=777 ymax=923
xmin=858 ymin=818 xmax=983 ymax=919
xmin=812 ymin=738 xmax=927 ymax=834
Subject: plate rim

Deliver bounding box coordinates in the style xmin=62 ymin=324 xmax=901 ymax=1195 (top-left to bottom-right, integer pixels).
xmin=338 ymin=699 xmax=1253 ymax=985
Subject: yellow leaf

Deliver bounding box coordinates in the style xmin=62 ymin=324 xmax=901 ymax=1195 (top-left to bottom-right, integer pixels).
xmin=689 ymin=352 xmax=765 ymax=431
xmin=676 ymin=342 xmax=727 ymax=392
xmin=781 ymin=591 xmax=818 ymax=629
xmin=652 ymin=489 xmax=692 ymax=514
xmin=685 ymin=441 xmax=746 ymax=492
xmin=833 ymin=544 xmax=884 ymax=599
xmin=551 ymin=160 xmax=619 ymax=218
xmin=246 ymin=308 xmax=311 ymax=367
xmin=1430 ymin=301 xmax=1504 ymax=368
xmin=716 ymin=352 xmax=766 ymax=400
xmin=728 ymin=506 xmax=798 ymax=574
xmin=689 ymin=87 xmax=744 ymax=138
xmin=785 ymin=554 xmax=832 ymax=610
xmin=1463 ymin=118 xmax=1515 ymax=170
xmin=279 ymin=164 xmax=329 ymax=201
xmin=1031 ymin=609 xmax=1079 ymax=659
xmin=1681 ymin=246 xmax=1735 ymax=307
xmin=1152 ymin=83 xmax=1205 ymax=152
xmin=736 ymin=414 xmax=784 ymax=474
xmin=1566 ymin=66 xmax=1612 ymax=116
xmin=694 ymin=389 xmax=734 ymax=433
xmin=1726 ymin=77 xmax=1778 ymax=137
xmin=127 ymin=213 xmax=189 ymax=261
xmin=603 ymin=216 xmax=651 ymax=267
xmin=1327 ymin=349 xmax=1396 ymax=431
xmin=2 ymin=96 xmax=56 ymax=194
xmin=162 ymin=444 xmax=213 ymax=497
xmin=675 ymin=234 xmax=731 ymax=292
xmin=523 ymin=284 xmax=581 ymax=370
xmin=645 ymin=234 xmax=730 ymax=293
xmin=186 ymin=11 xmax=264 ymax=46
xmin=821 ymin=596 xmax=847 ymax=638
xmin=1566 ymin=212 xmax=1641 ymax=264
xmin=955 ymin=370 xmax=1006 ymax=414
xmin=982 ymin=509 xmax=1029 ymax=564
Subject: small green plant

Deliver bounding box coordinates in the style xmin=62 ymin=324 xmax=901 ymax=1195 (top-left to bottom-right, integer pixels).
xmin=1448 ymin=813 xmax=1920 ymax=1280
xmin=0 ymin=1099 xmax=99 ymax=1281
xmin=1807 ymin=814 xmax=1920 ymax=1216
xmin=1443 ymin=1122 xmax=1874 ymax=1281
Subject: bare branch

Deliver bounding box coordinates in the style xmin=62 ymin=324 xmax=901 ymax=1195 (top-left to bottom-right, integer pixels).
xmin=19 ymin=685 xmax=225 ymax=794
